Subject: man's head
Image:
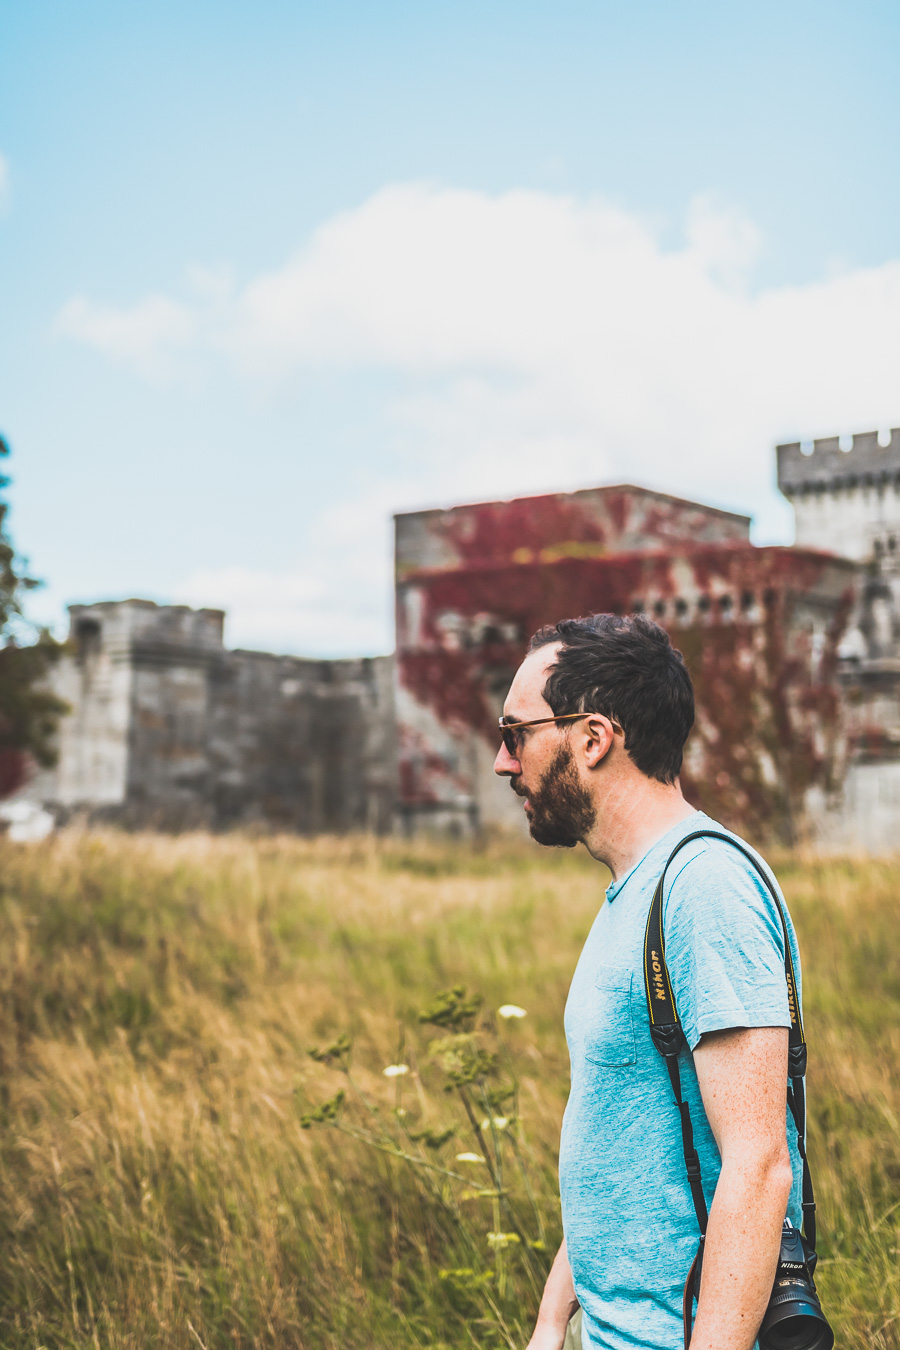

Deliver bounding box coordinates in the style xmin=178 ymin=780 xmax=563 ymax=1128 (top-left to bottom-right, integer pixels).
xmin=493 ymin=613 xmax=694 ymax=847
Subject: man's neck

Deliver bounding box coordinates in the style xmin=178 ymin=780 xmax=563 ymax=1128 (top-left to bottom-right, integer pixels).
xmin=582 ymin=777 xmax=698 ymax=882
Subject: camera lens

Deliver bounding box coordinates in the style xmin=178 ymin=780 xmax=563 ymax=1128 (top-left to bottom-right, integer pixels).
xmin=762 ymin=1314 xmax=832 ymax=1350
xmin=760 ymin=1301 xmax=835 ymax=1350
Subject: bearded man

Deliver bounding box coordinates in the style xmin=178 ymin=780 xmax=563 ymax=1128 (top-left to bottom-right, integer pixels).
xmin=493 ymin=614 xmax=806 ymax=1350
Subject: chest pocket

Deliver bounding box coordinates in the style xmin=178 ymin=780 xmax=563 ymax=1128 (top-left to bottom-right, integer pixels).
xmin=584 ymin=964 xmax=636 ymax=1068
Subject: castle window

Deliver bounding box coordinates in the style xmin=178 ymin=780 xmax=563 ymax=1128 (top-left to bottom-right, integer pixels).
xmin=740 ymin=590 xmax=754 ymax=610
xmin=675 ymin=598 xmax=688 ymax=617
xmin=889 ymin=537 xmax=897 ymax=553
xmin=75 ymin=618 xmax=102 ymax=663
xmin=875 ymin=539 xmax=884 ymax=557
xmin=718 ymin=595 xmax=733 ymax=613
xmin=653 ymin=600 xmax=666 ymax=618
xmin=697 ymin=595 xmax=711 ymax=613
xmin=763 ymin=588 xmax=777 ymax=608
xmin=632 ymin=599 xmax=645 ymax=613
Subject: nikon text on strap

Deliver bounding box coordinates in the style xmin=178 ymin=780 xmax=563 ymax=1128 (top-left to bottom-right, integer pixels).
xmin=641 ymin=830 xmax=818 ymax=1344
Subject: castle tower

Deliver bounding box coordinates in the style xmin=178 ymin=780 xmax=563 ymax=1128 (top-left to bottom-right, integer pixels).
xmin=778 ymin=428 xmax=900 ymax=641
xmin=777 ymin=429 xmax=900 ymax=562
xmin=50 ymin=600 xmax=225 ymax=812
xmin=779 ymin=428 xmax=900 ymax=850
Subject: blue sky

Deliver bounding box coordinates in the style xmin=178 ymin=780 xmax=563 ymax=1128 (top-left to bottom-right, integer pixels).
xmin=2 ymin=0 xmax=899 ymax=654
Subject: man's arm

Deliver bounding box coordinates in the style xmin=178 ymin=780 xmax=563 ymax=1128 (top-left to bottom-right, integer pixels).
xmin=689 ymin=1025 xmax=795 ymax=1350
xmin=525 ymin=1238 xmax=579 ymax=1350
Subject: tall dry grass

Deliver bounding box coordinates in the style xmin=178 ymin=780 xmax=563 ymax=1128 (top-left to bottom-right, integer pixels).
xmin=0 ymin=830 xmax=897 ymax=1348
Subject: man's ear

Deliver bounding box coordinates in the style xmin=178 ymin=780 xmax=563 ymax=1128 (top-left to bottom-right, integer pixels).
xmin=582 ymin=715 xmax=617 ymax=769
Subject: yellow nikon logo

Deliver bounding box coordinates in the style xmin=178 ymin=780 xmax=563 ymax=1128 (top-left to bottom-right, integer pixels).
xmin=786 ymin=972 xmax=798 ymax=1026
xmin=651 ymin=950 xmax=666 ymax=1001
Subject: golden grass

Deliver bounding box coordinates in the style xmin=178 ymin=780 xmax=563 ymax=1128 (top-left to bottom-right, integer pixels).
xmin=0 ymin=830 xmax=898 ymax=1347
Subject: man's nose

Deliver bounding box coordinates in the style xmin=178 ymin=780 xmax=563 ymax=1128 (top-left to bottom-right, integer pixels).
xmin=493 ymin=742 xmax=521 ymax=777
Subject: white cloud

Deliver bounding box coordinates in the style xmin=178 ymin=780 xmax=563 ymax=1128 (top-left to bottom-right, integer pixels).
xmin=55 ymin=183 xmax=900 ymax=448
xmin=174 ymin=561 xmax=391 ymax=657
xmin=173 ymin=490 xmax=397 ymax=656
xmin=54 ymin=294 xmax=196 ymax=380
xmin=55 ymin=183 xmax=900 ymax=651
xmin=684 ymin=191 xmax=762 ymax=289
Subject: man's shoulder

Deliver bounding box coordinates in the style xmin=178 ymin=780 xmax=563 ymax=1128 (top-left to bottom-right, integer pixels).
xmin=655 ymin=815 xmax=788 ymax=945
xmin=656 ymin=821 xmax=795 ymax=1047
xmin=664 ymin=819 xmax=776 ymax=885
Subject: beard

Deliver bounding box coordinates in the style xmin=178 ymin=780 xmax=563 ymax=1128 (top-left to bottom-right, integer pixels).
xmin=512 ymin=740 xmax=596 ymax=848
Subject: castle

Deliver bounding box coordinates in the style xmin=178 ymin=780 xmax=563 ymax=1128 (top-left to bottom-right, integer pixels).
xmin=35 ymin=602 xmax=396 ymax=834
xmin=22 ymin=428 xmax=900 ymax=850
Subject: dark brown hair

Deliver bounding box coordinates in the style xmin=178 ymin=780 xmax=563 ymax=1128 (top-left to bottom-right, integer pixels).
xmin=528 ymin=613 xmax=694 ymax=784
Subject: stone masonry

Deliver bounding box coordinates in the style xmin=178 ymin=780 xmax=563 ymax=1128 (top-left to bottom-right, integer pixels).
xmin=394 ymin=484 xmax=857 ymax=843
xmin=36 ymin=599 xmax=395 ymax=832
xmin=777 ymin=429 xmax=900 ymax=849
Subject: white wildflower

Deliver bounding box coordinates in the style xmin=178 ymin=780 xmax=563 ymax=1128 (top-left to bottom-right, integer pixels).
xmin=382 ymin=1064 xmax=410 ymax=1078
xmin=481 ymin=1116 xmax=510 ymax=1131
xmin=455 ymin=1151 xmax=486 ymax=1164
xmin=498 ymin=1004 xmax=527 ymax=1019
xmin=487 ymin=1231 xmax=521 ymax=1248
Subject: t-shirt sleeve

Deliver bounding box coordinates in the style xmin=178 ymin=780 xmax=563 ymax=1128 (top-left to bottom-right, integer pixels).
xmin=661 ymin=839 xmax=793 ymax=1051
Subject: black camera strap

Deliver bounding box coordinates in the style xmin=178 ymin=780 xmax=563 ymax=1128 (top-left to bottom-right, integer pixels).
xmin=641 ymin=830 xmax=818 ymax=1342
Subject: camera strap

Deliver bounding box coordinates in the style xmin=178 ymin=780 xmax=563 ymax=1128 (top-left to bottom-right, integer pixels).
xmin=641 ymin=829 xmax=818 ymax=1342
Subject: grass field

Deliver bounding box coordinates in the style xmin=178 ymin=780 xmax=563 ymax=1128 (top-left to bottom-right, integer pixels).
xmin=0 ymin=830 xmax=899 ymax=1349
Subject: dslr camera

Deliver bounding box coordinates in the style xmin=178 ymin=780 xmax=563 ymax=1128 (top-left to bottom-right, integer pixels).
xmin=758 ymin=1221 xmax=833 ymax=1350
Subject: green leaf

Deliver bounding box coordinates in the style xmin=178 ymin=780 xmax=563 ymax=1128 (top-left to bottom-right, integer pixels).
xmin=418 ymin=985 xmax=483 ymax=1032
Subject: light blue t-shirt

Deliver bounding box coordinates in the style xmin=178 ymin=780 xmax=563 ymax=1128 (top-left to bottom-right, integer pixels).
xmin=559 ymin=811 xmax=803 ymax=1350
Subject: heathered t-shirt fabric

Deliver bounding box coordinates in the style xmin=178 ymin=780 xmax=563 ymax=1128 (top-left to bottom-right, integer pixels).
xmin=558 ymin=811 xmax=803 ymax=1350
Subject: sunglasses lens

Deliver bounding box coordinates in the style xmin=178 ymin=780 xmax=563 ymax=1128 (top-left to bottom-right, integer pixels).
xmin=502 ymin=728 xmax=518 ymax=757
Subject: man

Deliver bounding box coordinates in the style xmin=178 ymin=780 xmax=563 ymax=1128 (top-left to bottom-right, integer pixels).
xmin=493 ymin=613 xmax=803 ymax=1350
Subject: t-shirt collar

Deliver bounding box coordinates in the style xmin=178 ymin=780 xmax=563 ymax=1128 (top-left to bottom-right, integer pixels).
xmin=605 ymin=809 xmax=706 ymax=903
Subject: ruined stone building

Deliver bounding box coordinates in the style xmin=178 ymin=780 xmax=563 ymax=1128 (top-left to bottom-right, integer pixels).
xmin=395 ymin=483 xmax=856 ymax=843
xmin=21 ymin=427 xmax=900 ymax=849
xmin=32 ymin=600 xmax=395 ymax=832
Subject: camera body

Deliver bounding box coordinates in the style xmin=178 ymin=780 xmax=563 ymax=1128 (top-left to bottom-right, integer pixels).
xmin=758 ymin=1222 xmax=833 ymax=1350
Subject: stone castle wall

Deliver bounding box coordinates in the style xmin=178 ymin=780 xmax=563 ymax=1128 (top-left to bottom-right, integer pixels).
xmin=394 ymin=486 xmax=857 ymax=843
xmin=38 ymin=600 xmax=396 ymax=833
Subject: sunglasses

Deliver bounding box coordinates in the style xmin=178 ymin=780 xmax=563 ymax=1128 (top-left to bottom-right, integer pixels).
xmin=498 ymin=712 xmax=622 ymax=758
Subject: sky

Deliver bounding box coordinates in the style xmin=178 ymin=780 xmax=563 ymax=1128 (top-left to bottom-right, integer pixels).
xmin=2 ymin=0 xmax=899 ymax=656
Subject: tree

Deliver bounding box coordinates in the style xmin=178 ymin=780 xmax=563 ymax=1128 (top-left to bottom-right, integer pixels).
xmin=0 ymin=434 xmax=67 ymax=797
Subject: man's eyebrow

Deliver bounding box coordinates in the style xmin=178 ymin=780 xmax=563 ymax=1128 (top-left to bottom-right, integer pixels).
xmin=502 ymin=710 xmax=522 ymax=723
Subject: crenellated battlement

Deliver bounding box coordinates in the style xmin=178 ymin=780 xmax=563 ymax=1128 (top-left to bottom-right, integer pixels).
xmin=778 ymin=429 xmax=900 ymax=496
